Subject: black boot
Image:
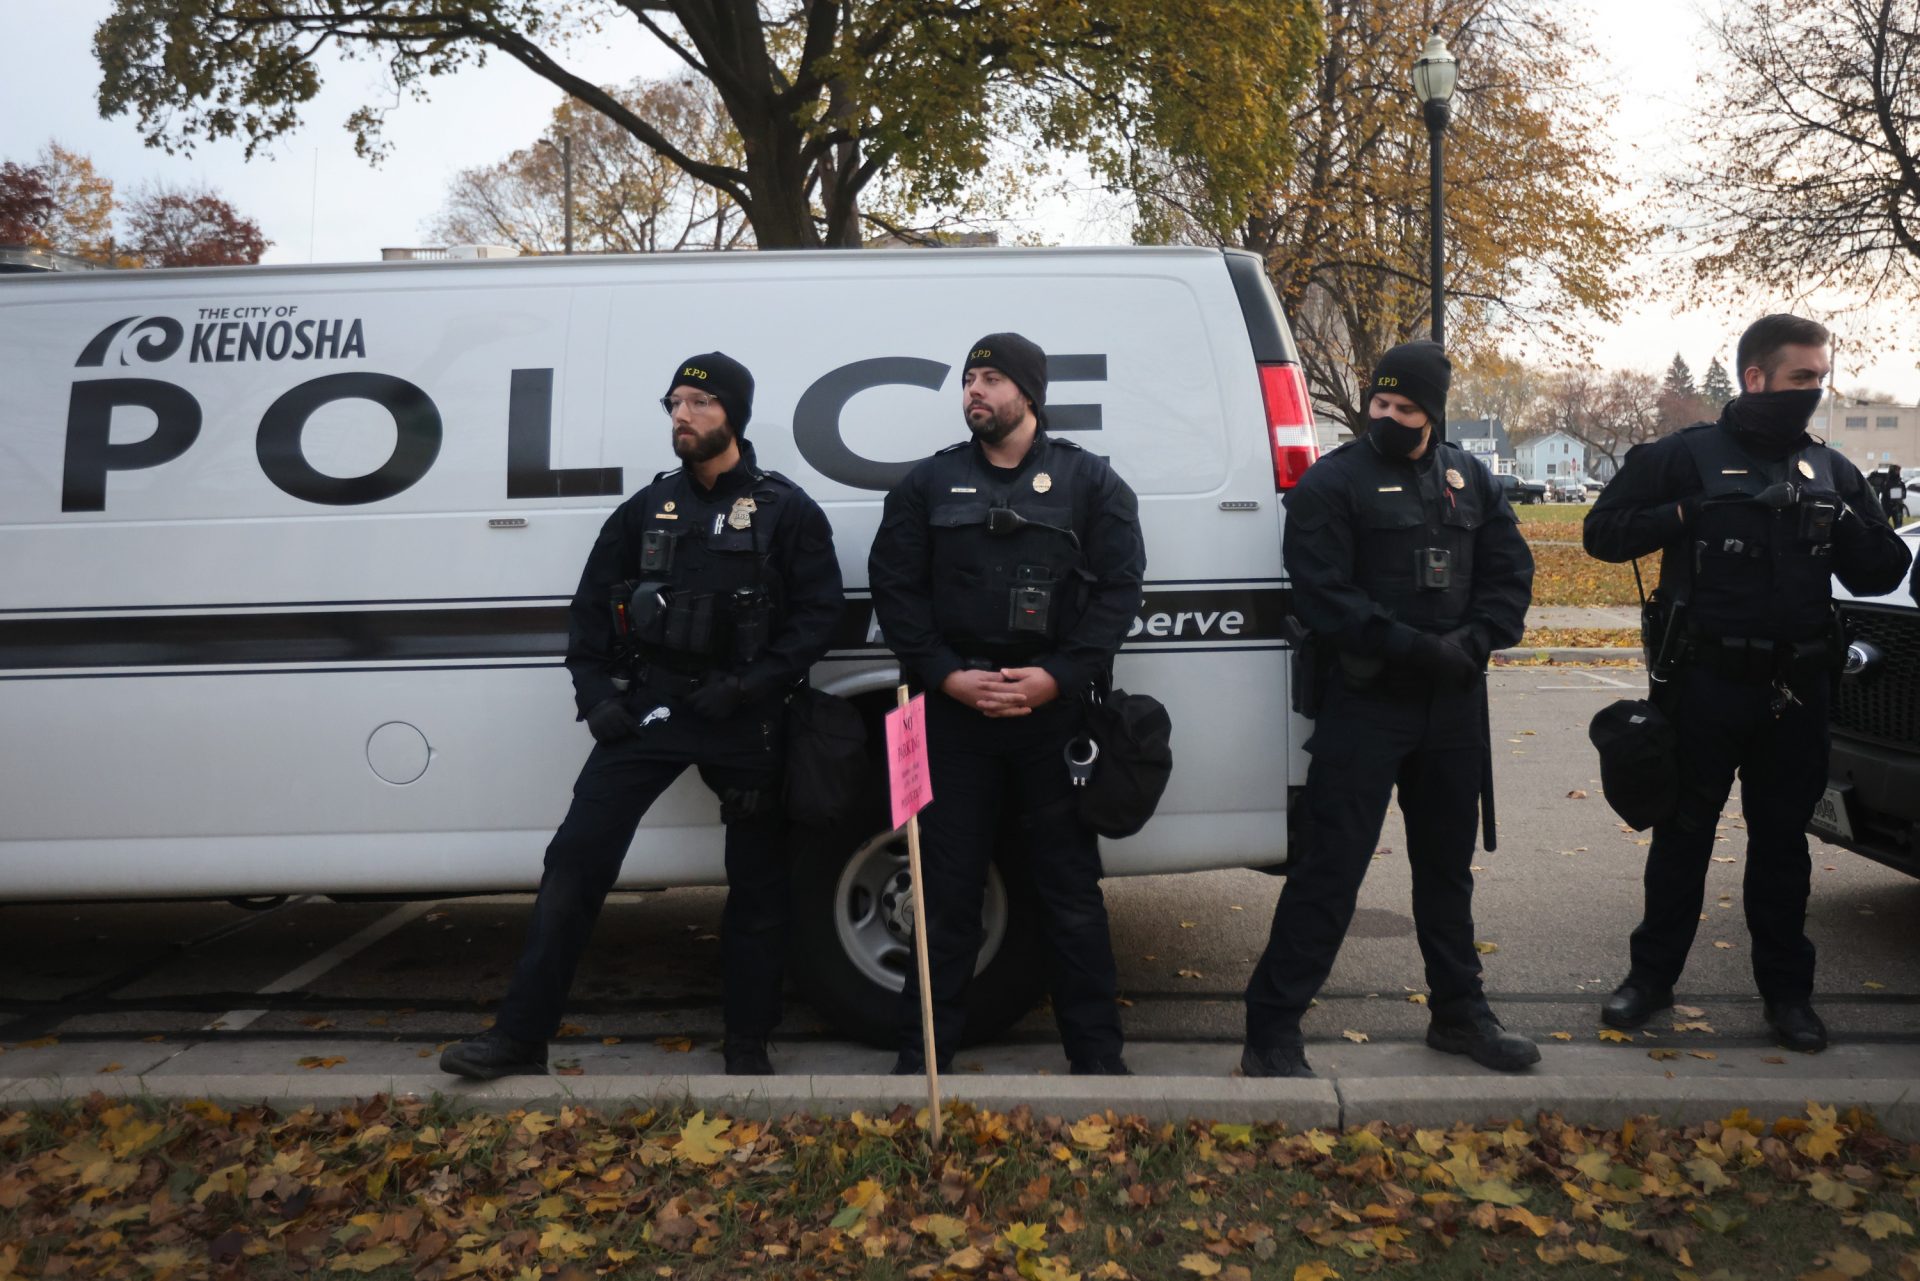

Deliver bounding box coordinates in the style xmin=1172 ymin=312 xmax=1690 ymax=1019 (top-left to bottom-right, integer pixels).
xmin=889 ymin=1052 xmax=953 ymax=1076
xmin=1426 ymin=1011 xmax=1541 ymax=1072
xmin=439 ymin=1032 xmax=548 ymax=1080
xmin=1069 ymin=1055 xmax=1132 ymax=1076
xmin=1764 ymin=1001 xmax=1828 ymax=1053
xmin=722 ymin=1040 xmax=775 ymax=1076
xmin=1600 ymin=980 xmax=1674 ymax=1030
xmin=1239 ymin=1043 xmax=1315 ymax=1079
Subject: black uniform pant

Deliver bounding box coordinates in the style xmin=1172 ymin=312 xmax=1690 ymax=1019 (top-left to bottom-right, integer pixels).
xmin=494 ymin=737 xmax=788 ymax=1045
xmin=1627 ymin=665 xmax=1828 ymax=1002
xmin=895 ymin=693 xmax=1123 ymax=1065
xmin=1245 ymin=677 xmax=1489 ymax=1047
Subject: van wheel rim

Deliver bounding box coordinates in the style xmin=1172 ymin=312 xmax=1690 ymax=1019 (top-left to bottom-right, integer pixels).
xmin=833 ymin=825 xmax=1009 ymax=991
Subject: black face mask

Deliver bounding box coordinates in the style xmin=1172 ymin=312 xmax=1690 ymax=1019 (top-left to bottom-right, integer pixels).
xmin=1367 ymin=414 xmax=1427 ymax=459
xmin=1730 ymin=388 xmax=1822 ymax=443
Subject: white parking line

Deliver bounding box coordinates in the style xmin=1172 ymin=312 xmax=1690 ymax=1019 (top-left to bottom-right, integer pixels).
xmin=207 ymin=901 xmax=438 ymax=1032
xmin=1539 ymin=668 xmax=1638 ymax=690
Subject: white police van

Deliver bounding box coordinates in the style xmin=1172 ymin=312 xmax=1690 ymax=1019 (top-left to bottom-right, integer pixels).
xmin=0 ymin=247 xmax=1317 ymax=1042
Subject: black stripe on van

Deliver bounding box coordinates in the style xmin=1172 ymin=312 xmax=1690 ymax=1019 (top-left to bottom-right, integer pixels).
xmin=0 ymin=584 xmax=1292 ymax=672
xmin=0 ymin=605 xmax=574 ymax=670
xmin=1222 ymin=250 xmax=1299 ymax=364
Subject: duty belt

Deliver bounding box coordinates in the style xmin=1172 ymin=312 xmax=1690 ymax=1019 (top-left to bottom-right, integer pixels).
xmin=1682 ymin=632 xmax=1835 ymax=685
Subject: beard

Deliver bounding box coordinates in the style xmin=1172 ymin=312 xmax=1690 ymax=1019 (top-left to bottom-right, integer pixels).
xmin=965 ymin=399 xmax=1023 ymax=445
xmin=672 ymin=421 xmax=734 ymax=464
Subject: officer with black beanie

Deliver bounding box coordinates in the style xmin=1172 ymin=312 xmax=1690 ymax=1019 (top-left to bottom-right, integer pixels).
xmin=667 ymin=351 xmax=755 ymax=436
xmin=1241 ymin=339 xmax=1539 ymax=1079
xmin=869 ymin=331 xmax=1145 ymax=1075
xmin=963 ymin=332 xmax=1049 ymax=426
xmin=441 ymin=351 xmax=844 ymax=1081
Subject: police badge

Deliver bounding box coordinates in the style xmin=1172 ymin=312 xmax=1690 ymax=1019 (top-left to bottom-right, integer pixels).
xmin=1445 ymin=468 xmax=1466 ymax=490
xmin=1797 ymin=459 xmax=1815 ymax=480
xmin=728 ymin=496 xmax=756 ymax=530
xmin=1033 ymin=472 xmax=1053 ymax=494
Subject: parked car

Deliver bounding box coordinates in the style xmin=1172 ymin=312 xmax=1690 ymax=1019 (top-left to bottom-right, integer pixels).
xmin=0 ymin=244 xmax=1319 ymax=1045
xmin=1495 ymin=472 xmax=1547 ymax=505
xmin=1547 ymin=478 xmax=1588 ymax=503
xmin=1582 ymin=478 xmax=1607 ymax=497
xmin=1811 ymin=523 xmax=1920 ymax=878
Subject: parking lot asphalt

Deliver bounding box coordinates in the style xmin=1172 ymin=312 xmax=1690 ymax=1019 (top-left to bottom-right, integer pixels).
xmin=3 ymin=664 xmax=1915 ymax=1126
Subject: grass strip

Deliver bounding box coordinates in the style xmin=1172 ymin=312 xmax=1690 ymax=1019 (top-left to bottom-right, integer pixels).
xmin=2 ymin=1096 xmax=1915 ymax=1279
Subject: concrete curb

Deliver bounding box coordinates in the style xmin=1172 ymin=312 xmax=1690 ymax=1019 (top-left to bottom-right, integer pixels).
xmin=0 ymin=1073 xmax=1340 ymax=1130
xmin=5 ymin=1073 xmax=1912 ymax=1136
xmin=1493 ymin=647 xmax=1641 ymax=663
xmin=1336 ymin=1076 xmax=1919 ymax=1136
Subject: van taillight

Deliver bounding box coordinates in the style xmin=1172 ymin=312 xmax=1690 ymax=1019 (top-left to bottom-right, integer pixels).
xmin=1260 ymin=362 xmax=1318 ymax=490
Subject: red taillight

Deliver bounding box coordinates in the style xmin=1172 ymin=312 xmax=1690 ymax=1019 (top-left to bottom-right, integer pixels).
xmin=1259 ymin=362 xmax=1318 ymax=490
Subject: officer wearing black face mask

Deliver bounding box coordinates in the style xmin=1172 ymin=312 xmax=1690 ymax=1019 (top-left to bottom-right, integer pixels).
xmin=441 ymin=352 xmax=844 ymax=1082
xmin=1242 ymin=340 xmax=1538 ymax=1079
xmin=1585 ymin=314 xmax=1911 ymax=1053
xmin=868 ymin=332 xmax=1146 ymax=1077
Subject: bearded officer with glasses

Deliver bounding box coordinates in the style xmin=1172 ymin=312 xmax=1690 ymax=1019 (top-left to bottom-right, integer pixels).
xmin=442 ymin=352 xmax=843 ymax=1081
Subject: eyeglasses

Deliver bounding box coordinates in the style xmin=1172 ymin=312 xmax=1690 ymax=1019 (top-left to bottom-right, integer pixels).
xmin=659 ymin=394 xmax=721 ymax=415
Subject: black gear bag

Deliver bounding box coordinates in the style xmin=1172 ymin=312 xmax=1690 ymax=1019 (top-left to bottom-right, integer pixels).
xmin=782 ymin=685 xmax=868 ymax=826
xmin=1069 ymin=679 xmax=1173 ymax=839
xmin=1587 ymin=696 xmax=1678 ymax=831
xmin=1590 ymin=559 xmax=1680 ymax=831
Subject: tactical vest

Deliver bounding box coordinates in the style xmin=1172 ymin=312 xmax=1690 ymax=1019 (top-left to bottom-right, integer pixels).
xmin=1345 ymin=441 xmax=1481 ymax=633
xmin=924 ymin=438 xmax=1091 ymax=661
xmin=619 ymin=467 xmax=793 ymax=669
xmin=1664 ymin=427 xmax=1838 ymax=640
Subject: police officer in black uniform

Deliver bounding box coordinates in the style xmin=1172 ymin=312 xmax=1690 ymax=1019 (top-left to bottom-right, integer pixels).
xmin=868 ymin=332 xmax=1145 ymax=1076
xmin=441 ymin=352 xmax=843 ymax=1079
xmin=1585 ymin=315 xmax=1911 ymax=1052
xmin=1242 ymin=340 xmax=1538 ymax=1079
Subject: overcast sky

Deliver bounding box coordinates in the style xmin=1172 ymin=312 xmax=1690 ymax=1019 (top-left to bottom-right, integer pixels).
xmin=7 ymin=1 xmax=1920 ymax=401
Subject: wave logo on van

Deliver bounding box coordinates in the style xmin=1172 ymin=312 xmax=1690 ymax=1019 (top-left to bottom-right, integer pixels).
xmin=75 ymin=316 xmax=184 ymax=367
xmin=75 ymin=314 xmax=368 ymax=367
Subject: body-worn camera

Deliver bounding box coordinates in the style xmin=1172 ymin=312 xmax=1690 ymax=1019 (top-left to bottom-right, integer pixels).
xmin=1009 ymin=564 xmax=1055 ymax=635
xmin=1797 ymin=497 xmax=1838 ymax=544
xmin=1415 ymin=547 xmax=1453 ymax=590
xmin=640 ymin=529 xmax=680 ymax=574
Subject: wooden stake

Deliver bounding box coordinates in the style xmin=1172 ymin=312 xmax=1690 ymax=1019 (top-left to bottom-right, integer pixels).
xmin=899 ymin=683 xmax=943 ymax=1148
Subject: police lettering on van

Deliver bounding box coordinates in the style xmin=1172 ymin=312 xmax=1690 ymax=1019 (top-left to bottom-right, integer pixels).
xmin=59 ymin=314 xmax=1288 ymax=650
xmin=63 ymin=321 xmax=1108 ymax=508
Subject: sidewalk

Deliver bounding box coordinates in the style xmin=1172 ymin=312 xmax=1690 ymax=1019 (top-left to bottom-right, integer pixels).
xmin=1525 ymin=605 xmax=1640 ymax=631
xmin=5 ymin=1036 xmax=1912 ymax=1136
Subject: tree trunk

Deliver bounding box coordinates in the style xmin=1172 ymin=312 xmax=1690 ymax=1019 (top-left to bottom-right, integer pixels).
xmin=733 ymin=111 xmax=821 ymax=248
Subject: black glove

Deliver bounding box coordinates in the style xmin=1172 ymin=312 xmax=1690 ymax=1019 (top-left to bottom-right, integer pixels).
xmin=685 ymin=674 xmax=745 ymax=721
xmin=1442 ymin=625 xmax=1490 ymax=667
xmin=1407 ymin=632 xmax=1480 ymax=687
xmin=585 ymin=698 xmax=638 ymax=743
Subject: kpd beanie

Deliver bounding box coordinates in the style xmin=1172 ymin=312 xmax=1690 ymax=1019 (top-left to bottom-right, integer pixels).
xmin=964 ymin=332 xmax=1048 ymax=425
xmin=1369 ymin=340 xmax=1451 ymax=430
xmin=667 ymin=351 xmax=754 ymax=434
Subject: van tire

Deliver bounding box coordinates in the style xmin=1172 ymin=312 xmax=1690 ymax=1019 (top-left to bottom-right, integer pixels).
xmin=788 ymin=764 xmax=1049 ymax=1050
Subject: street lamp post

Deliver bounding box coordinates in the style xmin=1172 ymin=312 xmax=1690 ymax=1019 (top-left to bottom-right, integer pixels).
xmin=539 ymin=134 xmax=574 ymax=254
xmin=1412 ymin=29 xmax=1458 ymax=347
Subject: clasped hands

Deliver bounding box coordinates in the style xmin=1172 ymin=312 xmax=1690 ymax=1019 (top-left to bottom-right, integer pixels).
xmin=940 ymin=666 xmax=1059 ymax=717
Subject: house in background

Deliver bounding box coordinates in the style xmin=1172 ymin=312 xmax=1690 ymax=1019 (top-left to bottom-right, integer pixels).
xmin=1515 ymin=430 xmax=1588 ymax=485
xmin=1823 ymin=397 xmax=1916 ymax=475
xmin=1448 ymin=417 xmax=1516 ymax=474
